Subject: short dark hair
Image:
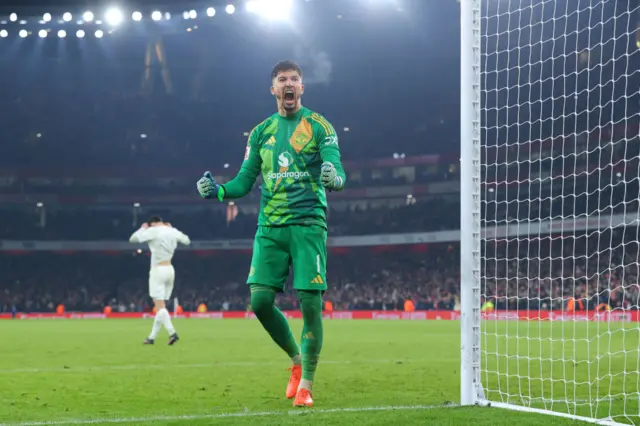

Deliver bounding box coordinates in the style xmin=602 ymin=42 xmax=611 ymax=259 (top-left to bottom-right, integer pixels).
xmin=147 ymin=215 xmax=163 ymax=225
xmin=271 ymin=60 xmax=303 ymax=80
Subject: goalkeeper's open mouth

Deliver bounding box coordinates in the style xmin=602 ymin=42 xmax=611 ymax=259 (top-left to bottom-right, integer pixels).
xmin=283 ymin=88 xmax=296 ymax=108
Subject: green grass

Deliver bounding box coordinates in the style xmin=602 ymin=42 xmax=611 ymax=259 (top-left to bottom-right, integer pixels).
xmin=0 ymin=319 xmax=637 ymax=425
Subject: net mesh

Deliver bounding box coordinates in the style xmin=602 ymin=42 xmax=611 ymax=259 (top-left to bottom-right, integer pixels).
xmin=480 ymin=0 xmax=640 ymax=423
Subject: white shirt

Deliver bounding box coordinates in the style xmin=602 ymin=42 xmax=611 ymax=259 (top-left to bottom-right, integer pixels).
xmin=129 ymin=226 xmax=191 ymax=267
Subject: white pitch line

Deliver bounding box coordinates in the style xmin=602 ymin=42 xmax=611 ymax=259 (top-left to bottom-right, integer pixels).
xmin=0 ymin=358 xmax=417 ymax=374
xmin=1 ymin=404 xmax=455 ymax=426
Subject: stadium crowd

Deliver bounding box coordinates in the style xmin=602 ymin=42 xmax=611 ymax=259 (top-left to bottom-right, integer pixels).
xmin=1 ymin=230 xmax=639 ymax=314
xmin=0 ymin=248 xmax=459 ymax=314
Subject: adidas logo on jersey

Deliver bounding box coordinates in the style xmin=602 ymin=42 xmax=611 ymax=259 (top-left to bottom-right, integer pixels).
xmin=311 ymin=275 xmax=324 ymax=284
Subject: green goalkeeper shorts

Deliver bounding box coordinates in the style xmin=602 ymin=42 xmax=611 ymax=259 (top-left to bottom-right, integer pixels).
xmin=247 ymin=225 xmax=327 ymax=292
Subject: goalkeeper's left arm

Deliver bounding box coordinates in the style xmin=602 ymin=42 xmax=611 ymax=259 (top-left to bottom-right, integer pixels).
xmin=317 ymin=122 xmax=346 ymax=191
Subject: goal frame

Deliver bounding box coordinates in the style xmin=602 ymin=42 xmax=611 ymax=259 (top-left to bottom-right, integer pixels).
xmin=459 ymin=1 xmax=634 ymax=425
xmin=459 ymin=0 xmax=483 ymax=409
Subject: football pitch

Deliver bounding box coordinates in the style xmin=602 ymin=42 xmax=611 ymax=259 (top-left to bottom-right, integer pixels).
xmin=0 ymin=319 xmax=636 ymax=425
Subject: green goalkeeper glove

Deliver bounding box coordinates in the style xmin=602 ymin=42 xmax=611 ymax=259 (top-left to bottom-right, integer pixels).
xmin=197 ymin=171 xmax=225 ymax=202
xmin=321 ymin=162 xmax=344 ymax=191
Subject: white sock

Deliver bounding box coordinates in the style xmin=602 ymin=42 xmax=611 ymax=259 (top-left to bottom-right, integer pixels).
xmin=291 ymin=354 xmax=302 ymax=365
xmin=299 ymin=379 xmax=313 ymax=391
xmin=149 ymin=312 xmax=163 ymax=340
xmin=158 ymin=308 xmax=176 ymax=335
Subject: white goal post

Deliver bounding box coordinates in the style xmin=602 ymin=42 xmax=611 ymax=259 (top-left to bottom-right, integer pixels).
xmin=460 ymin=0 xmax=640 ymax=425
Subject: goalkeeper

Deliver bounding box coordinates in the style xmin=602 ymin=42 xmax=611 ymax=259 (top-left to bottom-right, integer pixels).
xmin=197 ymin=60 xmax=345 ymax=408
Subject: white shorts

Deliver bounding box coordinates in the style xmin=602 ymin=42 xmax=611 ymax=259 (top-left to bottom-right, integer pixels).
xmin=149 ymin=265 xmax=175 ymax=301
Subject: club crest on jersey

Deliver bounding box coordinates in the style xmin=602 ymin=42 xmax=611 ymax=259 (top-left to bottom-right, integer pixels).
xmin=289 ymin=119 xmax=313 ymax=153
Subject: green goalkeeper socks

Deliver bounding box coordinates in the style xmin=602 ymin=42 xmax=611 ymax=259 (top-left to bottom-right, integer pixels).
xmin=249 ymin=286 xmax=324 ymax=384
xmin=298 ymin=290 xmax=324 ymax=382
xmin=250 ymin=285 xmax=300 ymax=359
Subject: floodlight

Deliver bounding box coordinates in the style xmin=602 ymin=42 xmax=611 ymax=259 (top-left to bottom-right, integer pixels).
xmin=105 ymin=8 xmax=123 ymax=26
xmin=246 ymin=0 xmax=293 ymax=21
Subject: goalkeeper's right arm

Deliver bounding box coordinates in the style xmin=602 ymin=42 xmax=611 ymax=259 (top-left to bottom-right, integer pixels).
xmin=220 ymin=132 xmax=261 ymax=199
xmin=198 ymin=130 xmax=261 ymax=202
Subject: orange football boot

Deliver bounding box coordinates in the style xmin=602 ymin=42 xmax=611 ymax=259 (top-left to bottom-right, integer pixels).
xmin=286 ymin=364 xmax=302 ymax=399
xmin=293 ymin=388 xmax=313 ymax=407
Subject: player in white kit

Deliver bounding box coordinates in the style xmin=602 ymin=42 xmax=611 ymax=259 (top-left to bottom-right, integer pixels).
xmin=129 ymin=216 xmax=191 ymax=345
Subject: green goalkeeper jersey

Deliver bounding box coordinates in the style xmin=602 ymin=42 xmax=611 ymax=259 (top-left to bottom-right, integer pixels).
xmin=220 ymin=107 xmax=346 ymax=228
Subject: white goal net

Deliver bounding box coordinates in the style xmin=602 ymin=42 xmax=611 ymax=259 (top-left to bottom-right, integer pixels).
xmin=476 ymin=0 xmax=640 ymax=424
